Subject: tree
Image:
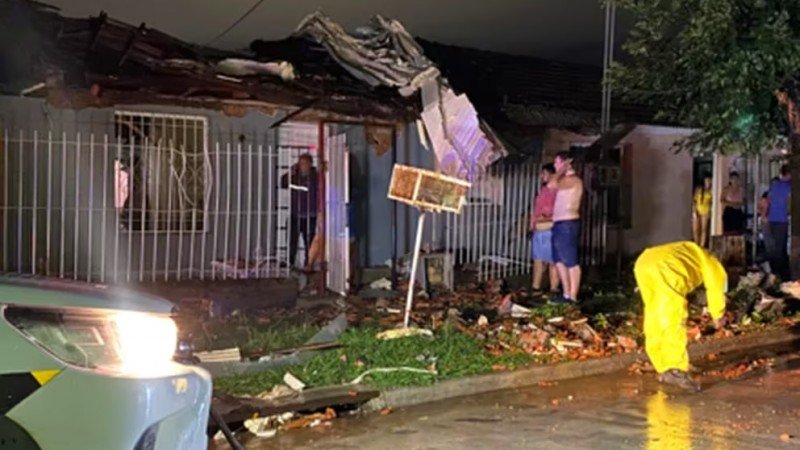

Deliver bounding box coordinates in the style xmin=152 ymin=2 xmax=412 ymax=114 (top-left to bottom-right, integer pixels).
xmin=611 ymin=0 xmax=800 ymax=277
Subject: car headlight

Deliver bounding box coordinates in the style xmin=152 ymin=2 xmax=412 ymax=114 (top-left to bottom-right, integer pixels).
xmin=4 ymin=306 xmax=178 ymax=376
xmin=115 ymin=311 xmax=178 ymax=376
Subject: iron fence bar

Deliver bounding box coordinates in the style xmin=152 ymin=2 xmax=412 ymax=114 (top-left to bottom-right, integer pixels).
xmin=114 ymin=135 xmax=122 ymax=283
xmin=3 ymin=130 xmax=8 ymax=272
xmin=177 ymin=120 xmax=186 ymax=280
xmin=100 ymin=135 xmax=108 ymax=283
xmin=223 ymin=142 xmax=232 ymax=280
xmin=152 ymin=139 xmax=163 ymax=282
xmin=73 ymin=132 xmax=81 ymax=280
xmin=245 ymin=144 xmax=253 ymax=277
xmin=256 ymin=144 xmax=264 ymax=278
xmin=188 ymin=121 xmax=198 ymax=278
xmin=32 ymin=131 xmax=38 ymax=275
xmin=266 ymin=147 xmax=274 ymax=278
xmin=46 ymin=132 xmax=53 ymax=277
xmin=138 ymin=139 xmax=148 ymax=282
xmin=87 ymin=134 xmax=94 ymax=282
xmin=234 ymin=142 xmax=243 ymax=279
xmin=18 ymin=130 xmax=23 ymax=273
xmin=163 ymin=141 xmax=175 ymax=282
xmin=126 ymin=136 xmax=134 ymax=282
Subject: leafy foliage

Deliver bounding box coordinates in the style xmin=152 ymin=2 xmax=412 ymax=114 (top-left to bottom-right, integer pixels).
xmin=611 ymin=0 xmax=800 ymax=153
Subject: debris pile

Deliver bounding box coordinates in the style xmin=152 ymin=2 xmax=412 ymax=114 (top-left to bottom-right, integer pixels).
xmin=352 ymin=285 xmax=646 ymax=364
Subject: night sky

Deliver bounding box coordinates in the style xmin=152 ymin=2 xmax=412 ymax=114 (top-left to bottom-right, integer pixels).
xmin=45 ymin=0 xmax=627 ymax=65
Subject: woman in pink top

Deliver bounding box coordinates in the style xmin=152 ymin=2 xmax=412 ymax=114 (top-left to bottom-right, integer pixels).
xmin=529 ymin=164 xmax=560 ymax=295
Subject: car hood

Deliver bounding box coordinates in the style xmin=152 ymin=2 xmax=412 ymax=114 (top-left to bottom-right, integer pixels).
xmin=0 ymin=277 xmax=174 ymax=314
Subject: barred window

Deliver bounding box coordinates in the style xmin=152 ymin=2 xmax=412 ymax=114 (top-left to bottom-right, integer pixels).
xmin=114 ymin=111 xmax=208 ymax=232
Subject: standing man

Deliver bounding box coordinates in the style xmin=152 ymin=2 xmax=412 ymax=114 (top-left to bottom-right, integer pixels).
xmin=634 ymin=241 xmax=727 ymax=391
xmin=281 ymin=154 xmax=318 ymax=268
xmin=551 ymin=151 xmax=584 ymax=303
xmin=529 ymin=163 xmax=560 ymax=296
xmin=764 ymin=165 xmax=791 ymax=280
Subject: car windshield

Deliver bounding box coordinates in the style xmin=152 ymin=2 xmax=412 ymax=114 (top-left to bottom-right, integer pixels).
xmin=4 ymin=306 xmax=123 ymax=370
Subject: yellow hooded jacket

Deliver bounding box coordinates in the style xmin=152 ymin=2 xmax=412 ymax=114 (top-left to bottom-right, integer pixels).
xmin=634 ymin=241 xmax=727 ymax=373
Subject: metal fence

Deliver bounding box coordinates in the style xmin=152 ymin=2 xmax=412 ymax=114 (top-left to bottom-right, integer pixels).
xmin=439 ymin=161 xmax=608 ymax=282
xmin=0 ymin=127 xmax=299 ymax=283
xmin=440 ymin=162 xmax=537 ymax=281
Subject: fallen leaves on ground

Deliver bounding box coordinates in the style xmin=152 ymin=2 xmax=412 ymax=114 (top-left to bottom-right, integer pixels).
xmin=705 ymin=358 xmax=771 ymax=380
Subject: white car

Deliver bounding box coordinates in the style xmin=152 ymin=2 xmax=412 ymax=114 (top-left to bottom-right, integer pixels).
xmin=0 ymin=277 xmax=212 ymax=450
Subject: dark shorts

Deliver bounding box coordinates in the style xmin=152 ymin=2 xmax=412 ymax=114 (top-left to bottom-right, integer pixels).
xmin=552 ymin=219 xmax=581 ymax=268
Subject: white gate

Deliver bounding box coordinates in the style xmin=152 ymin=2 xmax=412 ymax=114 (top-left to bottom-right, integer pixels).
xmin=325 ymin=133 xmax=349 ymax=296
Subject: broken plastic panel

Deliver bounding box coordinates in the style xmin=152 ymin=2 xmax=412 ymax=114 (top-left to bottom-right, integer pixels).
xmin=387 ymin=164 xmax=471 ymax=214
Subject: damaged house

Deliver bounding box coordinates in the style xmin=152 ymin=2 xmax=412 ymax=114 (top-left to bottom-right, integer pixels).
xmin=1 ymin=0 xmax=741 ymax=301
xmin=0 ymin=1 xmax=507 ymax=299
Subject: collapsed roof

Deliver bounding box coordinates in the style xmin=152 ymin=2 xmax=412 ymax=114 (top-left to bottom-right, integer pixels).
xmin=0 ymin=0 xmax=417 ymax=121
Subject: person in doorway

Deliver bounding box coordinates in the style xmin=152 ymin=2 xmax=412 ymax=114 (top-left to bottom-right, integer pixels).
xmin=764 ymin=165 xmax=792 ymax=280
xmin=721 ymin=171 xmax=746 ymax=234
xmin=692 ymin=174 xmax=713 ymax=248
xmin=551 ymin=151 xmax=584 ymax=303
xmin=634 ymin=241 xmax=728 ymax=392
xmin=281 ymin=154 xmax=318 ymax=268
xmin=529 ymin=163 xmax=560 ymax=296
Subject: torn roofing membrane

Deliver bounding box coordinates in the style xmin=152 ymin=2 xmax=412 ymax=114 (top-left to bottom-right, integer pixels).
xmin=296 ymin=12 xmax=506 ymax=182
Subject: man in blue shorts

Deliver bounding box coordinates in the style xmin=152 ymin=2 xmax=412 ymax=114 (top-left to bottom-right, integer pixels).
xmin=529 ymin=164 xmax=560 ymax=295
xmin=551 ymin=151 xmax=584 ymax=303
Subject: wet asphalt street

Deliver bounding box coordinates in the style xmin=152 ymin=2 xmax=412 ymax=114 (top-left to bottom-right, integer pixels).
xmin=219 ymin=353 xmax=800 ymax=450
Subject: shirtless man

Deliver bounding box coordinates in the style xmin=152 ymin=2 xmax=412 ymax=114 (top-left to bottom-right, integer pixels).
xmin=551 ymin=151 xmax=584 ymax=303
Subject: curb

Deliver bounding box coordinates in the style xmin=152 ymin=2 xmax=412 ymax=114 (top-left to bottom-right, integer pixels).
xmin=362 ymin=325 xmax=800 ymax=412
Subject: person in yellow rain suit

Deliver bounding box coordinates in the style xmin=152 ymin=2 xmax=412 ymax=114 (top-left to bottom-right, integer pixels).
xmin=634 ymin=241 xmax=728 ymax=391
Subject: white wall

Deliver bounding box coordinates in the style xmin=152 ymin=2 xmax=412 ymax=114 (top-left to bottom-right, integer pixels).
xmin=542 ymin=125 xmax=695 ymax=257
xmin=620 ymin=125 xmax=694 ymax=254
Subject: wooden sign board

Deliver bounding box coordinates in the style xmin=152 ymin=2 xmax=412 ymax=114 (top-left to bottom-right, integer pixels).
xmin=388 ymin=164 xmax=471 ymax=214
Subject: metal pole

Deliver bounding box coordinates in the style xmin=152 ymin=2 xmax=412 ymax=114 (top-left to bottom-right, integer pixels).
xmin=245 ymin=144 xmax=253 ymax=277
xmin=87 ymin=134 xmax=94 ymax=281
xmin=18 ymin=130 xmax=23 ymax=273
xmin=391 ymin=126 xmax=398 ymax=289
xmin=176 ymin=146 xmax=185 ymax=281
xmin=223 ymin=142 xmax=232 ymax=280
xmin=177 ymin=121 xmax=186 ymax=280
xmin=318 ymin=122 xmax=326 ymax=294
xmin=234 ymin=142 xmax=243 ymax=278
xmin=200 ymin=143 xmax=211 ymax=280
xmin=256 ymin=144 xmax=264 ymax=277
xmin=60 ymin=132 xmax=66 ymax=279
xmin=100 ymin=134 xmax=108 ymax=282
xmin=46 ymin=132 xmax=53 ymax=276
xmin=114 ymin=135 xmax=122 ymax=282
xmin=403 ymin=211 xmax=426 ymax=328
xmin=138 ymin=139 xmax=148 ymax=282
xmin=126 ymin=135 xmax=134 ymax=283
xmin=188 ymin=122 xmax=199 ymax=278
xmin=32 ymin=131 xmax=38 ymax=275
xmin=212 ymin=142 xmax=222 ymax=280
xmin=2 ymin=130 xmax=8 ymax=272
xmin=164 ymin=141 xmax=175 ymax=281
xmin=266 ymin=146 xmax=274 ymax=278
xmin=152 ymin=140 xmax=163 ymax=282
xmin=73 ymin=132 xmax=80 ymax=280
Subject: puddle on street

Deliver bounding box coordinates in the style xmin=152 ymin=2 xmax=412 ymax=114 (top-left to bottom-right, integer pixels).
xmin=212 ymin=345 xmax=800 ymax=450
